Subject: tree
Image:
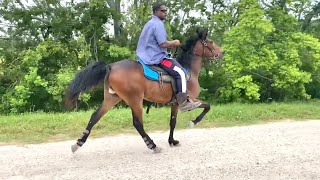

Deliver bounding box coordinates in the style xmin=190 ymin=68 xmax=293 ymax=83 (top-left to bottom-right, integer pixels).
xmin=221 ymin=0 xmax=275 ymax=102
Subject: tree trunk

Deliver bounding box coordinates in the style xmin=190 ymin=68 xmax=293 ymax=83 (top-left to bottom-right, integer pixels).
xmin=107 ymin=0 xmax=122 ymax=37
xmin=301 ymin=2 xmax=320 ymax=31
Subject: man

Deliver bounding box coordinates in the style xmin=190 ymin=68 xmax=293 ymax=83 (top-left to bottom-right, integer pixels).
xmin=136 ymin=2 xmax=201 ymax=112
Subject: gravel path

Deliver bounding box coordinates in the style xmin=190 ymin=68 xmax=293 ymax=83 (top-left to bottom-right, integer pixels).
xmin=1 ymin=120 xmax=320 ymax=180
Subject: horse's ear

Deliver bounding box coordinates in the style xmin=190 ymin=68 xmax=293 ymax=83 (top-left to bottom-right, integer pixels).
xmin=197 ymin=28 xmax=208 ymax=40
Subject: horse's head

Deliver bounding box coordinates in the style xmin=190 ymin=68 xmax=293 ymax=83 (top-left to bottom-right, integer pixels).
xmin=178 ymin=27 xmax=224 ymax=69
xmin=192 ymin=28 xmax=224 ymax=61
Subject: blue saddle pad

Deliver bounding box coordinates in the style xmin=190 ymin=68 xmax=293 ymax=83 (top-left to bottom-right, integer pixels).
xmin=138 ymin=60 xmax=161 ymax=81
xmin=138 ymin=59 xmax=189 ymax=82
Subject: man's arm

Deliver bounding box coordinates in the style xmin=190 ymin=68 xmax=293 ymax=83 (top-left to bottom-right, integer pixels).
xmin=160 ymin=40 xmax=181 ymax=48
xmin=154 ymin=22 xmax=181 ymax=49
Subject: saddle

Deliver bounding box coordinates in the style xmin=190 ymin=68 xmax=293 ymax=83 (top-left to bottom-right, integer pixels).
xmin=138 ymin=59 xmax=190 ymax=103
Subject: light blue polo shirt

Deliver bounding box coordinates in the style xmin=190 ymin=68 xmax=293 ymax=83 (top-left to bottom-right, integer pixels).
xmin=136 ymin=15 xmax=168 ymax=65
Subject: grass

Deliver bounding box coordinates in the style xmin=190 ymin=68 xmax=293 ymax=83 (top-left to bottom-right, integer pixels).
xmin=1 ymin=102 xmax=320 ymax=144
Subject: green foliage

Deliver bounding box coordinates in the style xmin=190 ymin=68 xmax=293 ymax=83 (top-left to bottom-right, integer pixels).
xmin=107 ymin=44 xmax=135 ymax=60
xmin=8 ymin=85 xmax=30 ymax=113
xmin=221 ymin=0 xmax=275 ymax=102
xmin=1 ymin=38 xmax=91 ymax=113
xmin=46 ymin=68 xmax=75 ymax=103
xmin=264 ymin=2 xmax=319 ymax=100
xmin=290 ymin=32 xmax=320 ymax=98
xmin=217 ymin=0 xmax=320 ymax=102
xmin=233 ymin=75 xmax=261 ymax=101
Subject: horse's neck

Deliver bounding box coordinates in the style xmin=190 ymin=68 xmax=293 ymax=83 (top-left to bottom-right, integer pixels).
xmin=187 ymin=62 xmax=201 ymax=99
xmin=190 ymin=69 xmax=200 ymax=80
xmin=190 ymin=58 xmax=202 ymax=79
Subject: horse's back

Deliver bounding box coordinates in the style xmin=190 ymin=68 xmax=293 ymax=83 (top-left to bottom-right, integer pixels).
xmin=108 ymin=59 xmax=144 ymax=86
xmin=109 ymin=59 xmax=140 ymax=71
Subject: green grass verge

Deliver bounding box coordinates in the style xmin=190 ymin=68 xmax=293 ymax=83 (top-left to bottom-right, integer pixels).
xmin=1 ymin=102 xmax=320 ymax=144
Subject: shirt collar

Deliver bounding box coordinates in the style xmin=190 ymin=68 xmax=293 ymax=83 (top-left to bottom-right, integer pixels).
xmin=152 ymin=15 xmax=162 ymax=21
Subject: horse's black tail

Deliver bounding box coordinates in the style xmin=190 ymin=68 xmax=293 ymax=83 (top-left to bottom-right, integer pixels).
xmin=65 ymin=61 xmax=109 ymax=109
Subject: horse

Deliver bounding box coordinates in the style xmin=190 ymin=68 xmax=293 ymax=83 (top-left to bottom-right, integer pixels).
xmin=65 ymin=27 xmax=224 ymax=153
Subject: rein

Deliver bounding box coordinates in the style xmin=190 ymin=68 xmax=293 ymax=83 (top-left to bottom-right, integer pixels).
xmin=170 ymin=47 xmax=180 ymax=58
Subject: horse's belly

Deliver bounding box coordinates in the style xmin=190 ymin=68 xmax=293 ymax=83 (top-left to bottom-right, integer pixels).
xmin=144 ymin=81 xmax=173 ymax=104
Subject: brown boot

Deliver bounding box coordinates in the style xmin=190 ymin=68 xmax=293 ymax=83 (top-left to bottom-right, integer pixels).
xmin=176 ymin=92 xmax=201 ymax=112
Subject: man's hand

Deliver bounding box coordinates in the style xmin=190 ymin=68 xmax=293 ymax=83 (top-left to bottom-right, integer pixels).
xmin=171 ymin=40 xmax=181 ymax=47
xmin=160 ymin=40 xmax=181 ymax=48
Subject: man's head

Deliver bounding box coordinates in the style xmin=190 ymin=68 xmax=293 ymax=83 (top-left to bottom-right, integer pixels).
xmin=152 ymin=2 xmax=167 ymax=20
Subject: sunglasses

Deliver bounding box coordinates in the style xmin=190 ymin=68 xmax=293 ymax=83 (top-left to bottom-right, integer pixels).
xmin=159 ymin=9 xmax=167 ymax=13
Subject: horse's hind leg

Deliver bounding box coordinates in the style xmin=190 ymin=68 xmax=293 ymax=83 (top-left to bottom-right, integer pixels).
xmin=71 ymin=93 xmax=121 ymax=153
xmin=129 ymin=99 xmax=161 ymax=153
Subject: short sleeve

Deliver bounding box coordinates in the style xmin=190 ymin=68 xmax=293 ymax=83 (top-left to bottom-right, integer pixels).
xmin=154 ymin=22 xmax=167 ymax=45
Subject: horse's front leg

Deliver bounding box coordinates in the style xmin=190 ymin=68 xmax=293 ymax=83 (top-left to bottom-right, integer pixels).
xmin=168 ymin=105 xmax=180 ymax=146
xmin=189 ymin=102 xmax=210 ymax=128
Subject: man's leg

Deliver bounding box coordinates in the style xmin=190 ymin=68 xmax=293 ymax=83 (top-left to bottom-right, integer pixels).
xmin=159 ymin=58 xmax=201 ymax=112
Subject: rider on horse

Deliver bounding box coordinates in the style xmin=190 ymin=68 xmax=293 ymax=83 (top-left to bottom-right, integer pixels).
xmin=136 ymin=2 xmax=201 ymax=112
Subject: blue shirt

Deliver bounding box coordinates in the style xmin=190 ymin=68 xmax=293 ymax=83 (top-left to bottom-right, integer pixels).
xmin=136 ymin=16 xmax=168 ymax=65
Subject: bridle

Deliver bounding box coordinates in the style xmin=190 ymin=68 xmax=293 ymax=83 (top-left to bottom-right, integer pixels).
xmin=193 ymin=39 xmax=220 ymax=60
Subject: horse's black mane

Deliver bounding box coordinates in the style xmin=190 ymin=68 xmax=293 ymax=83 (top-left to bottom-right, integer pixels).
xmin=176 ymin=37 xmax=197 ymax=69
xmin=176 ymin=27 xmax=207 ymax=69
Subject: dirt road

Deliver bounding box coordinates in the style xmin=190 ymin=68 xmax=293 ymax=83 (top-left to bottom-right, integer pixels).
xmin=1 ymin=120 xmax=320 ymax=180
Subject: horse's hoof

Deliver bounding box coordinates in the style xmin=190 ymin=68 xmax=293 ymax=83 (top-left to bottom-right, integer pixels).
xmin=152 ymin=146 xmax=162 ymax=154
xmin=71 ymin=144 xmax=80 ymax=153
xmin=169 ymin=140 xmax=180 ymax=147
xmin=189 ymin=121 xmax=195 ymax=128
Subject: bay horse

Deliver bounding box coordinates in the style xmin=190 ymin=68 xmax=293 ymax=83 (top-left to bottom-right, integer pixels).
xmin=65 ymin=28 xmax=224 ymax=153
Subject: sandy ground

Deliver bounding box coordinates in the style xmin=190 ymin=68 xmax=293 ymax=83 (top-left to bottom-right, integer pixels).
xmin=1 ymin=120 xmax=320 ymax=180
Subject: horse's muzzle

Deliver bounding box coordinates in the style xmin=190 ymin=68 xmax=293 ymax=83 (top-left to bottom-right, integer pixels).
xmin=211 ymin=51 xmax=224 ymax=61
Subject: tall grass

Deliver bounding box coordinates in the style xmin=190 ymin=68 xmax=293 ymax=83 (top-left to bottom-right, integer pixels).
xmin=1 ymin=102 xmax=320 ymax=144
